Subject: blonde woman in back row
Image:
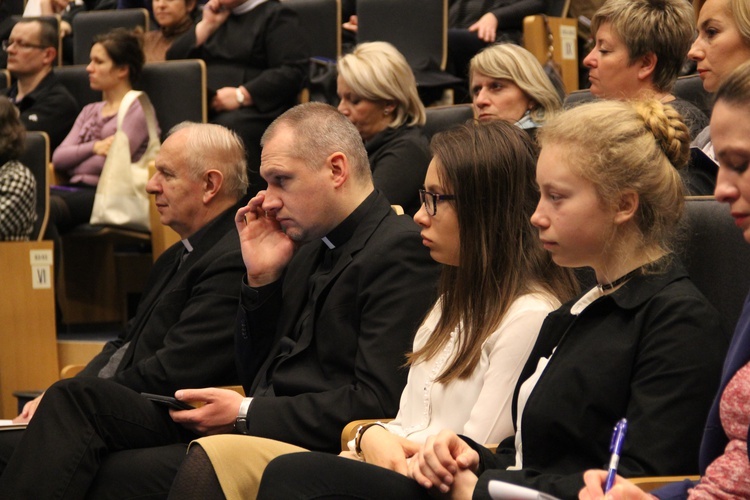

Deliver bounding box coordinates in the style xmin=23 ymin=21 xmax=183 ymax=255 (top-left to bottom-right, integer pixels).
xmin=336 ymin=41 xmax=430 ymax=216
xmin=469 ymin=43 xmax=562 ymax=138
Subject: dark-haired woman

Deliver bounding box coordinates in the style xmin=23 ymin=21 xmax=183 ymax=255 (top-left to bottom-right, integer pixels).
xmin=48 ymin=28 xmax=156 ymax=238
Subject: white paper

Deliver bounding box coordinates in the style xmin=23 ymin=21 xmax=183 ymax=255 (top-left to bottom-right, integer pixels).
xmin=488 ymin=480 xmax=562 ymax=500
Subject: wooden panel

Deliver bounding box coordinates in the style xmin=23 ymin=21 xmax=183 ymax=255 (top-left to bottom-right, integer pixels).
xmin=523 ymin=15 xmax=579 ymax=93
xmin=56 ymin=340 xmax=106 ymax=373
xmin=57 ymin=231 xmax=151 ymax=325
xmin=0 ymin=241 xmax=59 ymax=418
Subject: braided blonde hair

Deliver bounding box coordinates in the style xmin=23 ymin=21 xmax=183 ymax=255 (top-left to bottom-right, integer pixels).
xmin=538 ymin=99 xmax=689 ymax=256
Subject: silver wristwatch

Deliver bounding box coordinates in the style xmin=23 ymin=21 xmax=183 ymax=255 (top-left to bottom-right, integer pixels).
xmin=235 ymin=397 xmax=253 ymax=434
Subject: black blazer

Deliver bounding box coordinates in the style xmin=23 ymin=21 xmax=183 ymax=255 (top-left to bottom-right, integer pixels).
xmin=465 ymin=264 xmax=727 ymax=499
xmin=366 ymin=125 xmax=430 ymax=217
xmin=79 ymin=199 xmax=247 ymax=394
xmin=235 ymin=192 xmax=440 ymax=452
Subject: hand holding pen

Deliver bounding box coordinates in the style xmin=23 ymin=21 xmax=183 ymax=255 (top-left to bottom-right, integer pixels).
xmin=604 ymin=418 xmax=628 ymax=493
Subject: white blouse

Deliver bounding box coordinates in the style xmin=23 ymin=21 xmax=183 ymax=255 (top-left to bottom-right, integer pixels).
xmin=348 ymin=291 xmax=559 ymax=452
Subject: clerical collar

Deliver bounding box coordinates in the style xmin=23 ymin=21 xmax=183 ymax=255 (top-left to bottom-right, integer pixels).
xmin=180 ymin=221 xmax=211 ymax=254
xmin=181 ymin=238 xmax=193 ymax=253
xmin=320 ymin=191 xmax=378 ymax=249
xmin=232 ymin=0 xmax=267 ymax=15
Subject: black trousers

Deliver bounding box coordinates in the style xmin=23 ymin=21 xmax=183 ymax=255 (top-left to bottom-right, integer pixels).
xmin=0 ymin=377 xmax=193 ymax=500
xmin=256 ymin=452 xmax=431 ymax=499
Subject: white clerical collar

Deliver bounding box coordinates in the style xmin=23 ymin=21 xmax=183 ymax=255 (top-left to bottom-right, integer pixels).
xmin=232 ymin=0 xmax=267 ymax=15
xmin=321 ymin=236 xmax=336 ymax=250
xmin=181 ymin=238 xmax=194 ymax=253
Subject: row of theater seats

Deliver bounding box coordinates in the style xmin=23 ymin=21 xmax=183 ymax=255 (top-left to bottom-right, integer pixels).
xmin=281 ymin=0 xmax=579 ymax=95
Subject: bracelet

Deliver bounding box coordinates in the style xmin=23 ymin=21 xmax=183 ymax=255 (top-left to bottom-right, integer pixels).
xmin=234 ymin=397 xmax=253 ymax=434
xmin=354 ymin=422 xmax=384 ymax=459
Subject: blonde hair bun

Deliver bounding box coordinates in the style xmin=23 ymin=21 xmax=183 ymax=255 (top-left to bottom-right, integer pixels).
xmin=633 ymin=100 xmax=690 ymax=171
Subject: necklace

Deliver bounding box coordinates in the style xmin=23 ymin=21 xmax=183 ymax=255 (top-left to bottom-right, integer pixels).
xmin=597 ymin=267 xmax=641 ymax=292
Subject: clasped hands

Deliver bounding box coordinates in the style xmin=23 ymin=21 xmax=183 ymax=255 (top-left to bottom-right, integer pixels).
xmin=347 ymin=427 xmax=480 ymax=500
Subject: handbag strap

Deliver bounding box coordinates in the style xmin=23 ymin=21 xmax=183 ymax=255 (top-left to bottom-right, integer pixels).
xmin=116 ymin=90 xmax=160 ymax=146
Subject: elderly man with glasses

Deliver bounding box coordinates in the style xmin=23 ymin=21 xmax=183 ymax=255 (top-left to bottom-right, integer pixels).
xmin=2 ymin=18 xmax=79 ymax=149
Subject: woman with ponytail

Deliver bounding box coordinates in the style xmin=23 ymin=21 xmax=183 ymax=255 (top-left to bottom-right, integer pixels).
xmin=257 ymin=99 xmax=728 ymax=500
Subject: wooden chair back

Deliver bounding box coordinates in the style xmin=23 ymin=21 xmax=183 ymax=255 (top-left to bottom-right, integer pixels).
xmin=19 ymin=131 xmax=50 ymax=240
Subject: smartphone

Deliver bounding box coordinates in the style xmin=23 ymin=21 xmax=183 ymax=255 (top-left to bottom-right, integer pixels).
xmin=140 ymin=392 xmax=195 ymax=411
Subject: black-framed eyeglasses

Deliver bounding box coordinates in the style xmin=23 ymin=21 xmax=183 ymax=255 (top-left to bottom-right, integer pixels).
xmin=2 ymin=39 xmax=50 ymax=52
xmin=419 ymin=189 xmax=455 ymax=216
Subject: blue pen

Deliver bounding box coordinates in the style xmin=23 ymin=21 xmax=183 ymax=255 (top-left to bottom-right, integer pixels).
xmin=604 ymin=418 xmax=628 ymax=493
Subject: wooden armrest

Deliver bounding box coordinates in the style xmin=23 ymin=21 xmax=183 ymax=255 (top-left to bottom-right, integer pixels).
xmin=221 ymin=385 xmax=245 ymax=396
xmin=341 ymin=418 xmax=394 ymax=451
xmin=60 ymin=364 xmax=85 ymax=379
xmin=630 ymin=475 xmax=700 ymax=492
xmin=49 ymin=162 xmax=67 ymax=186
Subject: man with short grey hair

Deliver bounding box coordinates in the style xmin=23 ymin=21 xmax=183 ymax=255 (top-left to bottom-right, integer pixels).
xmin=0 ymin=122 xmax=249 ymax=498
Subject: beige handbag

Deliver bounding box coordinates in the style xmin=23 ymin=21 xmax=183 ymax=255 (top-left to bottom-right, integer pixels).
xmin=89 ymin=90 xmax=160 ymax=231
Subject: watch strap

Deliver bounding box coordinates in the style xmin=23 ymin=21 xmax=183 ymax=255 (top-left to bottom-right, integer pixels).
xmin=234 ymin=397 xmax=253 ymax=434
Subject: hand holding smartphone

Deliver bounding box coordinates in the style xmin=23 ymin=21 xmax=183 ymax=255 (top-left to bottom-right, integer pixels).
xmin=141 ymin=393 xmax=196 ymax=411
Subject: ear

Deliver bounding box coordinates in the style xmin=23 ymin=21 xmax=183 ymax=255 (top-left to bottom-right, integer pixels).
xmin=202 ymin=169 xmax=224 ymax=203
xmin=613 ymin=190 xmax=639 ymax=225
xmin=637 ymin=52 xmax=657 ymax=82
xmin=115 ymin=64 xmax=130 ymax=82
xmin=41 ymin=46 xmax=57 ymax=66
xmin=327 ymin=151 xmax=350 ymax=189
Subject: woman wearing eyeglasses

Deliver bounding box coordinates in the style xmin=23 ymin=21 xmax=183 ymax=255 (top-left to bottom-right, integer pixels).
xmin=166 ymin=119 xmax=579 ymax=499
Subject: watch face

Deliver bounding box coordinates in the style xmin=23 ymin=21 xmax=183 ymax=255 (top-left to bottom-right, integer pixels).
xmin=236 ymin=88 xmax=245 ymax=104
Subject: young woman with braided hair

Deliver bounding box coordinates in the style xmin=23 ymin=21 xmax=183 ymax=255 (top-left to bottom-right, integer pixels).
xmin=579 ymin=61 xmax=750 ymax=500
xmin=256 ymin=99 xmax=728 ymax=500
